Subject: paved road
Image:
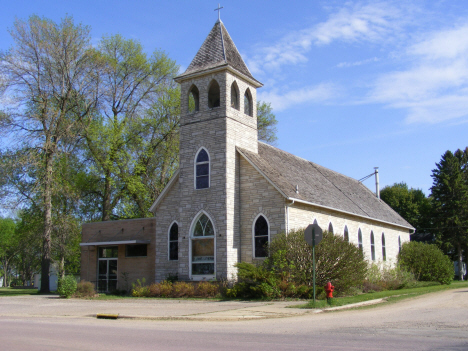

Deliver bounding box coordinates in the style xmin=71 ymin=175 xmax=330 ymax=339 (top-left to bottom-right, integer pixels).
xmin=1 ymin=288 xmax=467 ymax=350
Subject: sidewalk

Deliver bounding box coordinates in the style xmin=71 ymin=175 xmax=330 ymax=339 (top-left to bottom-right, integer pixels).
xmin=0 ymin=295 xmax=384 ymax=321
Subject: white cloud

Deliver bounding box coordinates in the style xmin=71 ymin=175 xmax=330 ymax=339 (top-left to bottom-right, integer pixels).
xmin=368 ymin=24 xmax=468 ymax=123
xmin=248 ymin=2 xmax=403 ymax=74
xmin=258 ymin=83 xmax=336 ymax=111
xmin=337 ymin=57 xmax=379 ymax=68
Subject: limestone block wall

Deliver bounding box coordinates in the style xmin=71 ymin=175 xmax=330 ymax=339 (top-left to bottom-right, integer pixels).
xmin=239 ymin=156 xmax=286 ymax=263
xmin=176 ymin=69 xmax=260 ymax=280
xmin=288 ymin=203 xmax=411 ymax=265
xmin=80 ymin=217 xmax=156 ymax=289
xmin=154 ymin=177 xmax=181 ymax=281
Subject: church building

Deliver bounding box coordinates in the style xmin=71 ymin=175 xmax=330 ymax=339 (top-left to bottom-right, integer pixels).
xmin=80 ymin=20 xmax=413 ymax=292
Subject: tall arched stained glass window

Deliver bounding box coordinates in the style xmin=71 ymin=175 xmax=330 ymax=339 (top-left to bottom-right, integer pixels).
xmin=398 ymin=236 xmax=401 ymax=253
xmin=371 ymin=231 xmax=375 ymax=261
xmin=191 ymin=213 xmax=215 ymax=277
xmin=169 ymin=222 xmax=178 ymax=261
xmin=195 ymin=148 xmax=209 ymax=189
xmin=344 ymin=226 xmax=349 ymax=242
xmin=254 ymin=215 xmax=269 ymax=258
xmin=328 ymin=222 xmax=334 ymax=234
xmin=358 ymin=229 xmax=363 ymax=252
xmin=382 ymin=233 xmax=386 ymax=261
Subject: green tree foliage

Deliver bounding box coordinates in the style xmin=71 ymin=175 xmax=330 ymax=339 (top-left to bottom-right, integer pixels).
xmin=430 ymin=148 xmax=468 ymax=280
xmin=380 ymin=182 xmax=432 ymax=233
xmin=398 ymin=241 xmax=454 ymax=284
xmin=83 ymin=34 xmax=180 ymax=220
xmin=0 ymin=217 xmax=18 ymax=287
xmin=266 ymin=229 xmax=367 ymax=293
xmin=256 ymin=101 xmax=278 ymax=145
xmin=0 ymin=15 xmax=101 ymax=292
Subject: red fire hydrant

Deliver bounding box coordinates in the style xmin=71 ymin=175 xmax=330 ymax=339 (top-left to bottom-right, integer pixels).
xmin=325 ymin=282 xmax=334 ymax=303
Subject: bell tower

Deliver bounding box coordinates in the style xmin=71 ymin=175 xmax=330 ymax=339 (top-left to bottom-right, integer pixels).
xmin=174 ymin=19 xmax=262 ymax=280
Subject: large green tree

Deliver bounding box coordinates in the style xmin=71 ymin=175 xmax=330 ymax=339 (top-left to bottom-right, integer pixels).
xmin=430 ymin=148 xmax=468 ymax=280
xmin=257 ymin=101 xmax=278 ymax=145
xmin=380 ymin=182 xmax=432 ymax=234
xmin=83 ymin=35 xmax=180 ymax=220
xmin=0 ymin=16 xmax=100 ymax=292
xmin=0 ymin=217 xmax=18 ymax=287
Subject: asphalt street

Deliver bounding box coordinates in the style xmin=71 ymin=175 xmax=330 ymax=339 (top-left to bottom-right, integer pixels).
xmin=0 ymin=288 xmax=467 ymax=350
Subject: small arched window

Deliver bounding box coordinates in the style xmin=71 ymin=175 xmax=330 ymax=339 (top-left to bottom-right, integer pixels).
xmin=169 ymin=222 xmax=178 ymax=261
xmin=382 ymin=233 xmax=386 ymax=261
xmin=398 ymin=236 xmax=401 ymax=253
xmin=188 ymin=85 xmax=199 ymax=113
xmin=328 ymin=222 xmax=334 ymax=234
xmin=370 ymin=231 xmax=375 ymax=261
xmin=195 ymin=148 xmax=209 ymax=189
xmin=254 ymin=215 xmax=269 ymax=258
xmin=344 ymin=225 xmax=349 ymax=242
xmin=358 ymin=229 xmax=363 ymax=251
xmin=244 ymin=88 xmax=252 ymax=116
xmin=208 ymin=80 xmax=220 ymax=108
xmin=191 ymin=213 xmax=215 ymax=276
xmin=231 ymin=82 xmax=239 ymax=110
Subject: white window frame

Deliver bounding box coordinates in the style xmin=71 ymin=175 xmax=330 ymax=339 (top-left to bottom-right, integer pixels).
xmin=370 ymin=231 xmax=376 ymax=261
xmin=252 ymin=213 xmax=270 ymax=259
xmin=168 ymin=221 xmax=179 ymax=261
xmin=189 ymin=211 xmax=216 ymax=281
xmin=194 ymin=147 xmax=210 ymax=190
xmin=381 ymin=232 xmax=386 ymax=261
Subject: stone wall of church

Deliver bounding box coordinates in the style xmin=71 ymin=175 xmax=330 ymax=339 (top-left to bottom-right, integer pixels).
xmin=239 ymin=156 xmax=286 ymax=263
xmin=154 ymin=178 xmax=181 ymax=281
xmin=288 ymin=203 xmax=411 ymax=265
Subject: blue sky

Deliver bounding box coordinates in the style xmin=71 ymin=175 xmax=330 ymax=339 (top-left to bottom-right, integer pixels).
xmin=1 ymin=0 xmax=468 ymax=195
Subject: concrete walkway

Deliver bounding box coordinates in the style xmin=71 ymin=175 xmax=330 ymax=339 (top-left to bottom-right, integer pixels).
xmin=0 ymin=294 xmax=385 ymax=321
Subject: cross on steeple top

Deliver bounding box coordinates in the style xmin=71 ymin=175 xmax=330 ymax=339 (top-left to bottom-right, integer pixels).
xmin=214 ymin=4 xmax=223 ymax=23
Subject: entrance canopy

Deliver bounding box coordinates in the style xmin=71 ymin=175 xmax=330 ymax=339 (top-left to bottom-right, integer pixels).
xmin=80 ymin=240 xmax=150 ymax=247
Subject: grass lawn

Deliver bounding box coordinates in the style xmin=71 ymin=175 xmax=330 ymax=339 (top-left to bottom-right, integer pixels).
xmin=0 ymin=287 xmax=38 ymax=296
xmin=294 ymin=280 xmax=468 ymax=309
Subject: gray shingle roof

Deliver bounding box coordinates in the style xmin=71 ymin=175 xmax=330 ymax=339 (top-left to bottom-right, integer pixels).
xmin=177 ymin=21 xmax=256 ymax=81
xmin=238 ymin=142 xmax=414 ymax=229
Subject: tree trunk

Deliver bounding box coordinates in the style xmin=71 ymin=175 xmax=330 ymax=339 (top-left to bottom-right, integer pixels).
xmin=2 ymin=260 xmax=8 ymax=287
xmin=40 ymin=150 xmax=53 ymax=293
xmin=59 ymin=256 xmax=65 ymax=279
xmin=458 ymin=242 xmax=464 ymax=281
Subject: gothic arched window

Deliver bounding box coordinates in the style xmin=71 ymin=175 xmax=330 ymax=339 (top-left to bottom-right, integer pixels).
xmin=253 ymin=215 xmax=269 ymax=258
xmin=169 ymin=222 xmax=178 ymax=261
xmin=244 ymin=88 xmax=252 ymax=116
xmin=382 ymin=233 xmax=386 ymax=261
xmin=398 ymin=236 xmax=401 ymax=253
xmin=370 ymin=231 xmax=375 ymax=261
xmin=344 ymin=225 xmax=349 ymax=242
xmin=208 ymin=80 xmax=220 ymax=108
xmin=358 ymin=229 xmax=363 ymax=252
xmin=231 ymin=82 xmax=239 ymax=110
xmin=195 ymin=148 xmax=209 ymax=189
xmin=191 ymin=213 xmax=215 ymax=276
xmin=188 ymin=85 xmax=199 ymax=113
xmin=328 ymin=222 xmax=334 ymax=234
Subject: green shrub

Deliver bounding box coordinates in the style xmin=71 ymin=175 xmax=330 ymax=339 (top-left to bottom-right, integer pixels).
xmin=231 ymin=262 xmax=281 ymax=299
xmin=172 ymin=282 xmax=195 ymax=297
xmin=266 ymin=229 xmax=368 ymax=293
xmin=196 ymin=281 xmax=219 ymax=297
xmin=398 ymin=242 xmax=454 ymax=284
xmin=57 ymin=276 xmax=77 ymax=298
xmin=132 ymin=278 xmax=150 ymax=297
xmin=74 ymin=280 xmax=96 ymax=298
xmin=365 ymin=263 xmax=415 ymax=291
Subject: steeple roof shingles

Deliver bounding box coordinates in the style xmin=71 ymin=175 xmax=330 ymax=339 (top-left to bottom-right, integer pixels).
xmin=177 ymin=21 xmax=258 ymax=83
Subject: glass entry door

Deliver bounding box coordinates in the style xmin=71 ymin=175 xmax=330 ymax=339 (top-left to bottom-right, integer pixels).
xmin=98 ymin=246 xmax=118 ymax=292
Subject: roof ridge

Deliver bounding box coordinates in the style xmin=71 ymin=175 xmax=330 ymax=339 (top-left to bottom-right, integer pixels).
xmin=219 ymin=21 xmax=227 ymax=63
